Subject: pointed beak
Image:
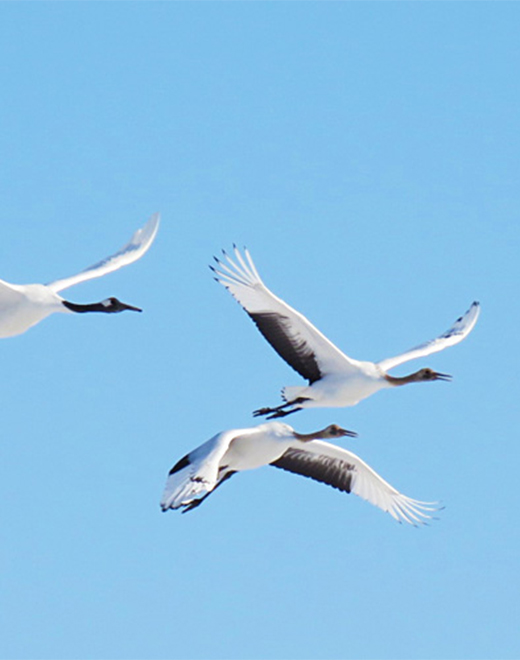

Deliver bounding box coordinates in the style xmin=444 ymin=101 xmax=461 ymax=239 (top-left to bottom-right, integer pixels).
xmin=121 ymin=302 xmax=142 ymax=313
xmin=434 ymin=372 xmax=452 ymax=381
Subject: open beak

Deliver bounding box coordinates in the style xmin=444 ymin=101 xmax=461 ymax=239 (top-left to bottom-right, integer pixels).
xmin=434 ymin=372 xmax=452 ymax=381
xmin=338 ymin=427 xmax=358 ymax=438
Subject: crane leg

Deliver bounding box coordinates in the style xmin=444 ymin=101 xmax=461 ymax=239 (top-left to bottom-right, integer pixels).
xmin=253 ymin=397 xmax=310 ymax=418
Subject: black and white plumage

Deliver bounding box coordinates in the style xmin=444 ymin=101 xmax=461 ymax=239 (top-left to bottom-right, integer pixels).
xmin=211 ymin=246 xmax=480 ymax=418
xmin=160 ymin=422 xmax=439 ymax=525
xmin=0 ymin=213 xmax=160 ymax=338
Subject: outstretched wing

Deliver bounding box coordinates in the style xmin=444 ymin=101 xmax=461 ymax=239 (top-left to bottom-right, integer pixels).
xmin=377 ymin=301 xmax=480 ymax=373
xmin=212 ymin=246 xmax=359 ymax=383
xmin=271 ymin=440 xmax=439 ymax=525
xmin=47 ymin=213 xmax=160 ymax=292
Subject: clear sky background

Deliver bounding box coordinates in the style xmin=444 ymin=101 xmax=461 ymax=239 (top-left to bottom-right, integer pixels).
xmin=0 ymin=4 xmax=519 ymax=660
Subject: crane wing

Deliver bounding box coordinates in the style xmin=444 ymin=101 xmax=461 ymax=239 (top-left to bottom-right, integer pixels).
xmin=377 ymin=301 xmax=480 ymax=372
xmin=271 ymin=439 xmax=438 ymax=525
xmin=47 ymin=213 xmax=160 ymax=292
xmin=212 ymin=246 xmax=359 ymax=383
xmin=0 ymin=279 xmax=26 ymax=307
xmin=160 ymin=429 xmax=238 ymax=511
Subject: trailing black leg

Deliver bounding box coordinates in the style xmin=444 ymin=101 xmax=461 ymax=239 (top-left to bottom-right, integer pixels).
xmin=253 ymin=397 xmax=310 ymax=418
xmin=253 ymin=403 xmax=291 ymax=417
xmin=265 ymin=407 xmax=303 ymax=420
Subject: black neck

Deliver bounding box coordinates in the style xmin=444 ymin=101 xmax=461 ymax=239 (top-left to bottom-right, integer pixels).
xmin=62 ymin=300 xmax=110 ymax=314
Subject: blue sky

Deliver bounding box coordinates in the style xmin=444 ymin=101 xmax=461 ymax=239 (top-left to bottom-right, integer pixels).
xmin=1 ymin=4 xmax=519 ymax=659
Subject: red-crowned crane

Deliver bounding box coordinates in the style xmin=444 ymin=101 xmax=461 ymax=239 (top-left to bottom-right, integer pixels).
xmin=212 ymin=246 xmax=480 ymax=419
xmin=161 ymin=421 xmax=439 ymax=525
